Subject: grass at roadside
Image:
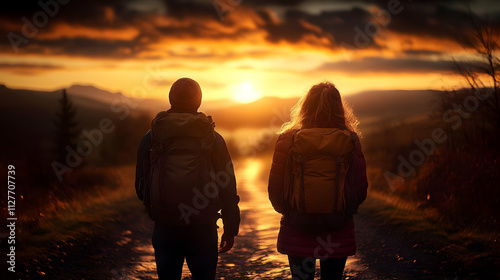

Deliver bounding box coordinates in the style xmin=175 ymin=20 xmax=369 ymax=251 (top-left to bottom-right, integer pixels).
xmin=17 ymin=166 xmax=143 ymax=260
xmin=360 ymin=189 xmax=499 ymax=262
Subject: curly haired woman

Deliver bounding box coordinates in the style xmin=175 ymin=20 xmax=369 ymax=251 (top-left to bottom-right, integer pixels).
xmin=268 ymin=82 xmax=368 ymax=280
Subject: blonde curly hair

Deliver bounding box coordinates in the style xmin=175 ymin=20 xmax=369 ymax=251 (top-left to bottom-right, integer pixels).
xmin=280 ymin=82 xmax=360 ymax=135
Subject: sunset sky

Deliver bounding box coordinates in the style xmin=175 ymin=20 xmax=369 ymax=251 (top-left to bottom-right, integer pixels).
xmin=1 ymin=0 xmax=499 ymax=102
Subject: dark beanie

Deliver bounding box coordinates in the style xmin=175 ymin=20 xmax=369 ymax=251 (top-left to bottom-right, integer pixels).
xmin=169 ymin=78 xmax=202 ymax=110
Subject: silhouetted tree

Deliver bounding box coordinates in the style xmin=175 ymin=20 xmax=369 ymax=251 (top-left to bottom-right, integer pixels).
xmin=54 ymin=89 xmax=79 ymax=163
xmin=441 ymin=12 xmax=500 ymax=151
xmin=422 ymin=12 xmax=500 ymax=228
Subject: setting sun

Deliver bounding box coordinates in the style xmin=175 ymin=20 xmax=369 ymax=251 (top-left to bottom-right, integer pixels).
xmin=232 ymin=82 xmax=262 ymax=103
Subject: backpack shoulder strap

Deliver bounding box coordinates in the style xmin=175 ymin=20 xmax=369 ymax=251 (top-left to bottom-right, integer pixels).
xmin=283 ymin=129 xmax=300 ymax=213
xmin=288 ymin=129 xmax=300 ymax=151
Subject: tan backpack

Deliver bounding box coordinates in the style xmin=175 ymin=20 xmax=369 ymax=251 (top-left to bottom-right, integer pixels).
xmin=284 ymin=128 xmax=354 ymax=229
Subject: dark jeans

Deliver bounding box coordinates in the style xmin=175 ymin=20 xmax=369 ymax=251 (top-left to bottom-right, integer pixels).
xmin=288 ymin=255 xmax=347 ymax=280
xmin=152 ymin=223 xmax=218 ymax=280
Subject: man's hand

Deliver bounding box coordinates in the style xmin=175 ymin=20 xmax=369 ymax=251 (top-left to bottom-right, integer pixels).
xmin=219 ymin=233 xmax=234 ymax=253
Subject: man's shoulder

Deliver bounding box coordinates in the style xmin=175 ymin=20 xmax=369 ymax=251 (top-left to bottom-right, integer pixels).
xmin=213 ymin=131 xmax=226 ymax=144
xmin=142 ymin=129 xmax=151 ymax=140
xmin=140 ymin=130 xmax=152 ymax=148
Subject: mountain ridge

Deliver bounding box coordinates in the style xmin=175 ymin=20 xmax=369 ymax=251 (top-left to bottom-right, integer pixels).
xmin=0 ymin=83 xmax=440 ymax=134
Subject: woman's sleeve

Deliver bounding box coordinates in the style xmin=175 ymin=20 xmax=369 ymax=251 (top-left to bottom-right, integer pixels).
xmin=345 ymin=133 xmax=369 ymax=213
xmin=268 ymin=133 xmax=291 ymax=214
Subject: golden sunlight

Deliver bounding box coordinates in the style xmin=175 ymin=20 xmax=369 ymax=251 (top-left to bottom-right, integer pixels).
xmin=232 ymin=82 xmax=262 ymax=103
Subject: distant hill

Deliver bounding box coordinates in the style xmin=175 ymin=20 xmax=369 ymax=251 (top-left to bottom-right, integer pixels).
xmin=345 ymin=90 xmax=441 ymax=133
xmin=0 ymin=86 xmax=127 ymax=133
xmin=67 ymin=84 xmax=125 ymax=104
xmin=209 ymin=90 xmax=440 ymax=133
xmin=0 ymin=84 xmax=441 ymax=142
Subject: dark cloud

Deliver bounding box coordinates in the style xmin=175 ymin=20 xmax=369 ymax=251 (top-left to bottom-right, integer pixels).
xmin=251 ymin=0 xmax=306 ymax=6
xmin=257 ymin=1 xmax=499 ymax=50
xmin=0 ymin=62 xmax=64 ymax=75
xmin=355 ymin=0 xmax=472 ymax=6
xmin=384 ymin=4 xmax=473 ymax=45
xmin=316 ymin=57 xmax=458 ymax=74
xmin=256 ymin=7 xmax=382 ymax=48
xmin=0 ymin=0 xmax=141 ymax=27
xmin=0 ymin=62 xmax=63 ymax=69
xmin=302 ymin=8 xmax=377 ymax=47
xmin=24 ymin=37 xmax=145 ymax=58
xmin=0 ymin=0 xmax=260 ymax=57
xmin=162 ymin=0 xmax=220 ymax=20
xmin=402 ymin=49 xmax=447 ymax=56
xmin=259 ymin=1 xmax=500 ymax=50
xmin=258 ymin=9 xmax=331 ymax=44
xmin=0 ymin=0 xmax=152 ymax=57
xmin=0 ymin=0 xmax=499 ymax=60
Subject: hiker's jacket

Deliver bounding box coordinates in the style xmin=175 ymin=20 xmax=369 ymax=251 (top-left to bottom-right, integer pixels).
xmin=135 ymin=110 xmax=240 ymax=236
xmin=268 ymin=129 xmax=368 ymax=257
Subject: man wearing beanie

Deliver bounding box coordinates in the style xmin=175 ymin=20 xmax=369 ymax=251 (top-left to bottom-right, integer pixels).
xmin=135 ymin=78 xmax=240 ymax=280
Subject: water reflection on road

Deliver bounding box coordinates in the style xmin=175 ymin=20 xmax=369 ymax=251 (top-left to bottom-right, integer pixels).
xmin=126 ymin=158 xmax=369 ymax=279
xmin=221 ymin=158 xmax=289 ymax=279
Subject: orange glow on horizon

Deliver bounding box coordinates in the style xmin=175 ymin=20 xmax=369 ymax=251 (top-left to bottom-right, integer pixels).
xmin=232 ymin=82 xmax=262 ymax=103
xmin=0 ymin=3 xmax=482 ymax=102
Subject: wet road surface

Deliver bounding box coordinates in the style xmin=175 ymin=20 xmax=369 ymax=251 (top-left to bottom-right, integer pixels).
xmin=119 ymin=158 xmax=373 ymax=280
xmin=14 ymin=159 xmax=497 ymax=279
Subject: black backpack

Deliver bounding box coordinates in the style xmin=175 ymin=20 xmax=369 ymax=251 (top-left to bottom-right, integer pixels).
xmin=143 ymin=112 xmax=222 ymax=226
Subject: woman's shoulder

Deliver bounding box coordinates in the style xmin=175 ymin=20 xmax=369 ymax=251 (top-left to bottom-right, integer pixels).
xmin=348 ymin=130 xmax=364 ymax=156
xmin=278 ymin=129 xmax=298 ymax=144
xmin=278 ymin=129 xmax=295 ymax=140
xmin=275 ymin=130 xmax=295 ymax=152
xmin=348 ymin=130 xmax=360 ymax=141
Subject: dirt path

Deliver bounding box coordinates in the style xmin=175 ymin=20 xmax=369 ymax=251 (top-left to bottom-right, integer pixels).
xmin=354 ymin=201 xmax=499 ymax=280
xmin=12 ymin=159 xmax=498 ymax=279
